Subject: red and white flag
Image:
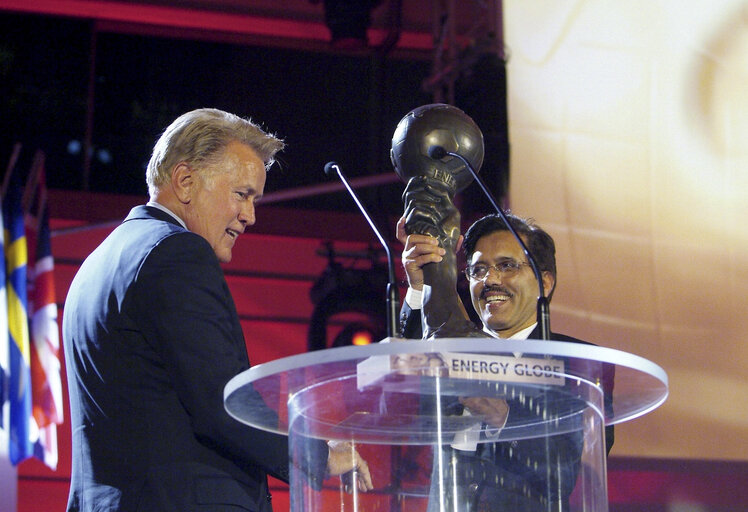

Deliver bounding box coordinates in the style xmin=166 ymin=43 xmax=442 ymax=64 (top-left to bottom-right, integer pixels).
xmin=25 ymin=158 xmax=63 ymax=470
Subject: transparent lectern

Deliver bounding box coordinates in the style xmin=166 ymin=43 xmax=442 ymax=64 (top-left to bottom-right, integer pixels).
xmin=225 ymin=338 xmax=667 ymax=512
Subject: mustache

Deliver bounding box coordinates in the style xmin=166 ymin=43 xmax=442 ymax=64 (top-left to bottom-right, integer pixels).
xmin=481 ymin=285 xmax=512 ymax=300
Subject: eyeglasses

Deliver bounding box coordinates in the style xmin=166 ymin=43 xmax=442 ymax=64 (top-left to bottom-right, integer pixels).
xmin=464 ymin=260 xmax=530 ymax=280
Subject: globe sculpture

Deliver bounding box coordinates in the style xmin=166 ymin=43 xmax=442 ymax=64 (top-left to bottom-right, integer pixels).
xmin=391 ymin=103 xmax=486 ymax=338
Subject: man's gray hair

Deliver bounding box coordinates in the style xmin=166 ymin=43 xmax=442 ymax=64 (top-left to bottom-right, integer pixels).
xmin=146 ymin=108 xmax=284 ymax=197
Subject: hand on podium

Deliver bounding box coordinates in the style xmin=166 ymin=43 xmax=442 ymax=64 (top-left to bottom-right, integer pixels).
xmin=326 ymin=440 xmax=374 ymax=493
xmin=459 ymin=396 xmax=510 ymax=431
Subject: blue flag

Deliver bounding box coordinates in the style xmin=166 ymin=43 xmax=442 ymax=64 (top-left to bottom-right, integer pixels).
xmin=0 ymin=192 xmax=6 ymax=430
xmin=4 ymin=179 xmax=32 ymax=464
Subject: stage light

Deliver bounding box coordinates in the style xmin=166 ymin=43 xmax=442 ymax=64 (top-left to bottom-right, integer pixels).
xmin=316 ymin=0 xmax=384 ymax=48
xmin=307 ymin=249 xmax=387 ymax=351
xmin=351 ymin=330 xmax=373 ymax=346
xmin=334 ymin=322 xmax=375 ymax=347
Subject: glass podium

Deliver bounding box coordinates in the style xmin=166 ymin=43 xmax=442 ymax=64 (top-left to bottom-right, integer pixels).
xmin=225 ymin=338 xmax=668 ymax=511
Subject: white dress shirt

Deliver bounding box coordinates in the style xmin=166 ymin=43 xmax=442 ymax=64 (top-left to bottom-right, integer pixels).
xmin=406 ymin=286 xmax=537 ymax=450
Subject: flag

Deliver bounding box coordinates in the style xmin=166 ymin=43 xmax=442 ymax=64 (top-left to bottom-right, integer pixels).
xmin=0 ymin=191 xmax=7 ymax=430
xmin=1 ymin=144 xmax=21 ymax=432
xmin=26 ymin=162 xmax=63 ymax=470
xmin=4 ymin=167 xmax=32 ymax=465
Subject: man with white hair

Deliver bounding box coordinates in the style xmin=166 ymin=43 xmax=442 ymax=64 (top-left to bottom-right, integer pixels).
xmin=63 ymin=108 xmax=371 ymax=512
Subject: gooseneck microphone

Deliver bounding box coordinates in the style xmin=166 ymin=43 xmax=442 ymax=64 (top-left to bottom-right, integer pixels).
xmin=324 ymin=162 xmax=401 ymax=339
xmin=427 ymin=146 xmax=551 ymax=341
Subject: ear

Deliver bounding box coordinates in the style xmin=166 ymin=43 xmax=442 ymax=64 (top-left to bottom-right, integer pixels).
xmin=542 ymin=271 xmax=556 ymax=298
xmin=171 ymin=162 xmax=194 ymax=204
xmin=455 ymin=234 xmax=464 ymax=253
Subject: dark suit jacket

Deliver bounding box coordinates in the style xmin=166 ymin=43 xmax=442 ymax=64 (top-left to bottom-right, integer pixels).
xmin=63 ymin=206 xmax=326 ymax=512
xmin=400 ymin=301 xmax=614 ymax=511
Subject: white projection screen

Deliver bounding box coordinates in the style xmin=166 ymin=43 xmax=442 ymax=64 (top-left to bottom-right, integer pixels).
xmin=503 ymin=0 xmax=748 ymax=461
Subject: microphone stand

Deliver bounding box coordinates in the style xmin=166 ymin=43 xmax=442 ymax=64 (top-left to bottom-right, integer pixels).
xmin=324 ymin=162 xmax=401 ymax=339
xmin=427 ymin=146 xmax=551 ymax=341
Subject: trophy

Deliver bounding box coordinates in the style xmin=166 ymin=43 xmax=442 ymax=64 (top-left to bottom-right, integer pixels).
xmin=391 ymin=103 xmax=486 ymax=339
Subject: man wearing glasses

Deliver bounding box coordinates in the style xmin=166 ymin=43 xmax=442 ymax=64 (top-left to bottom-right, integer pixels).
xmin=396 ymin=212 xmax=614 ymax=511
xmin=399 ymin=213 xmax=559 ymax=341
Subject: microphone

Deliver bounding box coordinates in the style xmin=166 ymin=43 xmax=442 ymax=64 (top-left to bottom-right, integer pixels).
xmin=427 ymin=145 xmax=551 ymax=341
xmin=324 ymin=162 xmax=401 ymax=339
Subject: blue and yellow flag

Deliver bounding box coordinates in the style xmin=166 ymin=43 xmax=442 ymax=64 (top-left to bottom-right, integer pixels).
xmin=4 ymin=179 xmax=32 ymax=464
xmin=0 ymin=193 xmax=6 ymax=430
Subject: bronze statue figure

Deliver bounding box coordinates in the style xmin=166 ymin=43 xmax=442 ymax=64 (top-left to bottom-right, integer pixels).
xmin=391 ymin=103 xmax=486 ymax=339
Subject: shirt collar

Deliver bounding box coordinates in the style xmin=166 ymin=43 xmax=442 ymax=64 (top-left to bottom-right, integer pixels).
xmin=484 ymin=322 xmax=537 ymax=340
xmin=147 ymin=201 xmax=188 ymax=230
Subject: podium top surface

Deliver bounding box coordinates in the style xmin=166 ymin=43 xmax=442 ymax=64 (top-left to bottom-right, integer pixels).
xmin=224 ymin=338 xmax=668 ymax=443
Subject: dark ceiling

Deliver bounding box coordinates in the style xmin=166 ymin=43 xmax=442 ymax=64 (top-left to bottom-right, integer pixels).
xmin=0 ymin=0 xmax=507 ymax=224
xmin=115 ymin=0 xmax=435 ymax=32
